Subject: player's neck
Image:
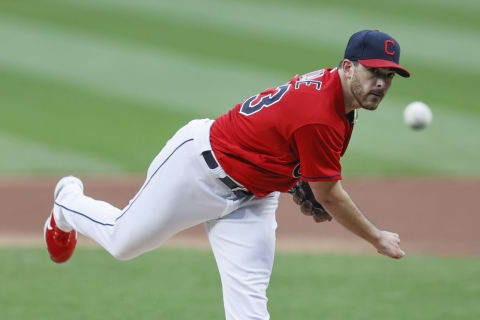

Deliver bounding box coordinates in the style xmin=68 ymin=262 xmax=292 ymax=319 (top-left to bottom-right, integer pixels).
xmin=338 ymin=68 xmax=360 ymax=114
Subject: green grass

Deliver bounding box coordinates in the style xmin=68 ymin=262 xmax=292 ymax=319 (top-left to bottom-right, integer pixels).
xmin=0 ymin=67 xmax=198 ymax=172
xmin=1 ymin=247 xmax=479 ymax=319
xmin=0 ymin=0 xmax=479 ymax=175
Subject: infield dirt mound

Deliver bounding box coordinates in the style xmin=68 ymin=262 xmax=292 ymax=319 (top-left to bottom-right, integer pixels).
xmin=1 ymin=176 xmax=478 ymax=256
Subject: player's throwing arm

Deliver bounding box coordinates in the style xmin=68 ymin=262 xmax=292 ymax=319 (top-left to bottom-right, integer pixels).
xmin=290 ymin=179 xmax=405 ymax=259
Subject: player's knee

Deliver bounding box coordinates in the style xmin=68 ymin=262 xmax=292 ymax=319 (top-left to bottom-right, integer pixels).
xmin=109 ymin=245 xmax=137 ymax=261
xmin=110 ymin=250 xmax=132 ymax=261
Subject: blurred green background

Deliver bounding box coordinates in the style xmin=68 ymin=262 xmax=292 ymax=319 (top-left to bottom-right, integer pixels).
xmin=1 ymin=0 xmax=479 ymax=176
xmin=1 ymin=1 xmax=479 ymax=319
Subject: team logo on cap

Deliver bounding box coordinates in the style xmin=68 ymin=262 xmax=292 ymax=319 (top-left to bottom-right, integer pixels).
xmin=385 ymin=40 xmax=396 ymax=56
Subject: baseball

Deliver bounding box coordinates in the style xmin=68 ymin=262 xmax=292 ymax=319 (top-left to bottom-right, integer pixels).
xmin=403 ymin=101 xmax=432 ymax=130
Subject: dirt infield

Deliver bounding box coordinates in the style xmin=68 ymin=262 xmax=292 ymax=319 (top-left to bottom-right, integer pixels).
xmin=1 ymin=176 xmax=479 ymax=256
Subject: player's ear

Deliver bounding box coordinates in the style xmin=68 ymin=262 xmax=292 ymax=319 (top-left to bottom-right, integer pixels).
xmin=342 ymin=59 xmax=355 ymax=79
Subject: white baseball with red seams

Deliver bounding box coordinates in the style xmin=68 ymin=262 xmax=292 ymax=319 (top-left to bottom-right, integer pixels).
xmin=403 ymin=101 xmax=432 ymax=130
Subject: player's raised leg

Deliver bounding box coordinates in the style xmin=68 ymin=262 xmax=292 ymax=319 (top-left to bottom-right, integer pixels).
xmin=44 ymin=119 xmax=234 ymax=262
xmin=206 ymin=193 xmax=279 ymax=320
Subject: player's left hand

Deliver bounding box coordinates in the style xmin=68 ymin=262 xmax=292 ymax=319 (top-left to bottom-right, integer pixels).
xmin=289 ymin=181 xmax=333 ymax=223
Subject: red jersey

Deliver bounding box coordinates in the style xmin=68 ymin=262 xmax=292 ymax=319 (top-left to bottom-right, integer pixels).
xmin=210 ymin=68 xmax=354 ymax=197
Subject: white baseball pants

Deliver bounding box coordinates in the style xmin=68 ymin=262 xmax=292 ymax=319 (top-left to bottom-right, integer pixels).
xmin=54 ymin=119 xmax=279 ymax=320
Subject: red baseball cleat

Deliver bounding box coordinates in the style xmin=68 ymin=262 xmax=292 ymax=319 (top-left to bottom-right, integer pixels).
xmin=44 ymin=212 xmax=77 ymax=263
xmin=44 ymin=176 xmax=83 ymax=263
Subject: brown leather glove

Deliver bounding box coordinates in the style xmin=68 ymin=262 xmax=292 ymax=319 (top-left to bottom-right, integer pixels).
xmin=288 ymin=181 xmax=333 ymax=223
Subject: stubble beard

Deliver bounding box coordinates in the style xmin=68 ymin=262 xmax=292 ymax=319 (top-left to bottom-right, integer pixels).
xmin=351 ymin=72 xmax=381 ymax=111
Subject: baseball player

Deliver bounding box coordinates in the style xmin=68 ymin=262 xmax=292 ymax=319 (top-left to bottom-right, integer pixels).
xmin=44 ymin=30 xmax=409 ymax=319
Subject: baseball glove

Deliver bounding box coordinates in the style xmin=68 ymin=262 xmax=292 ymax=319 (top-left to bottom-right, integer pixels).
xmin=288 ymin=181 xmax=333 ymax=223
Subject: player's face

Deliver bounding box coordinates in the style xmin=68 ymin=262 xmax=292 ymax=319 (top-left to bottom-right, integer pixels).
xmin=350 ymin=64 xmax=395 ymax=111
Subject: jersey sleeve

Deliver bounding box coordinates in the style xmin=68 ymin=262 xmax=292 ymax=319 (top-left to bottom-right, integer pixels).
xmin=293 ymin=124 xmax=343 ymax=181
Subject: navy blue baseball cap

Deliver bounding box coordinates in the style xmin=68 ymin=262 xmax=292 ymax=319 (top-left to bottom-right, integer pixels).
xmin=344 ymin=30 xmax=410 ymax=78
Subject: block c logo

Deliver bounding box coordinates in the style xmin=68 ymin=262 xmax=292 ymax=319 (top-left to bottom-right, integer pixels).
xmin=384 ymin=40 xmax=396 ymax=56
